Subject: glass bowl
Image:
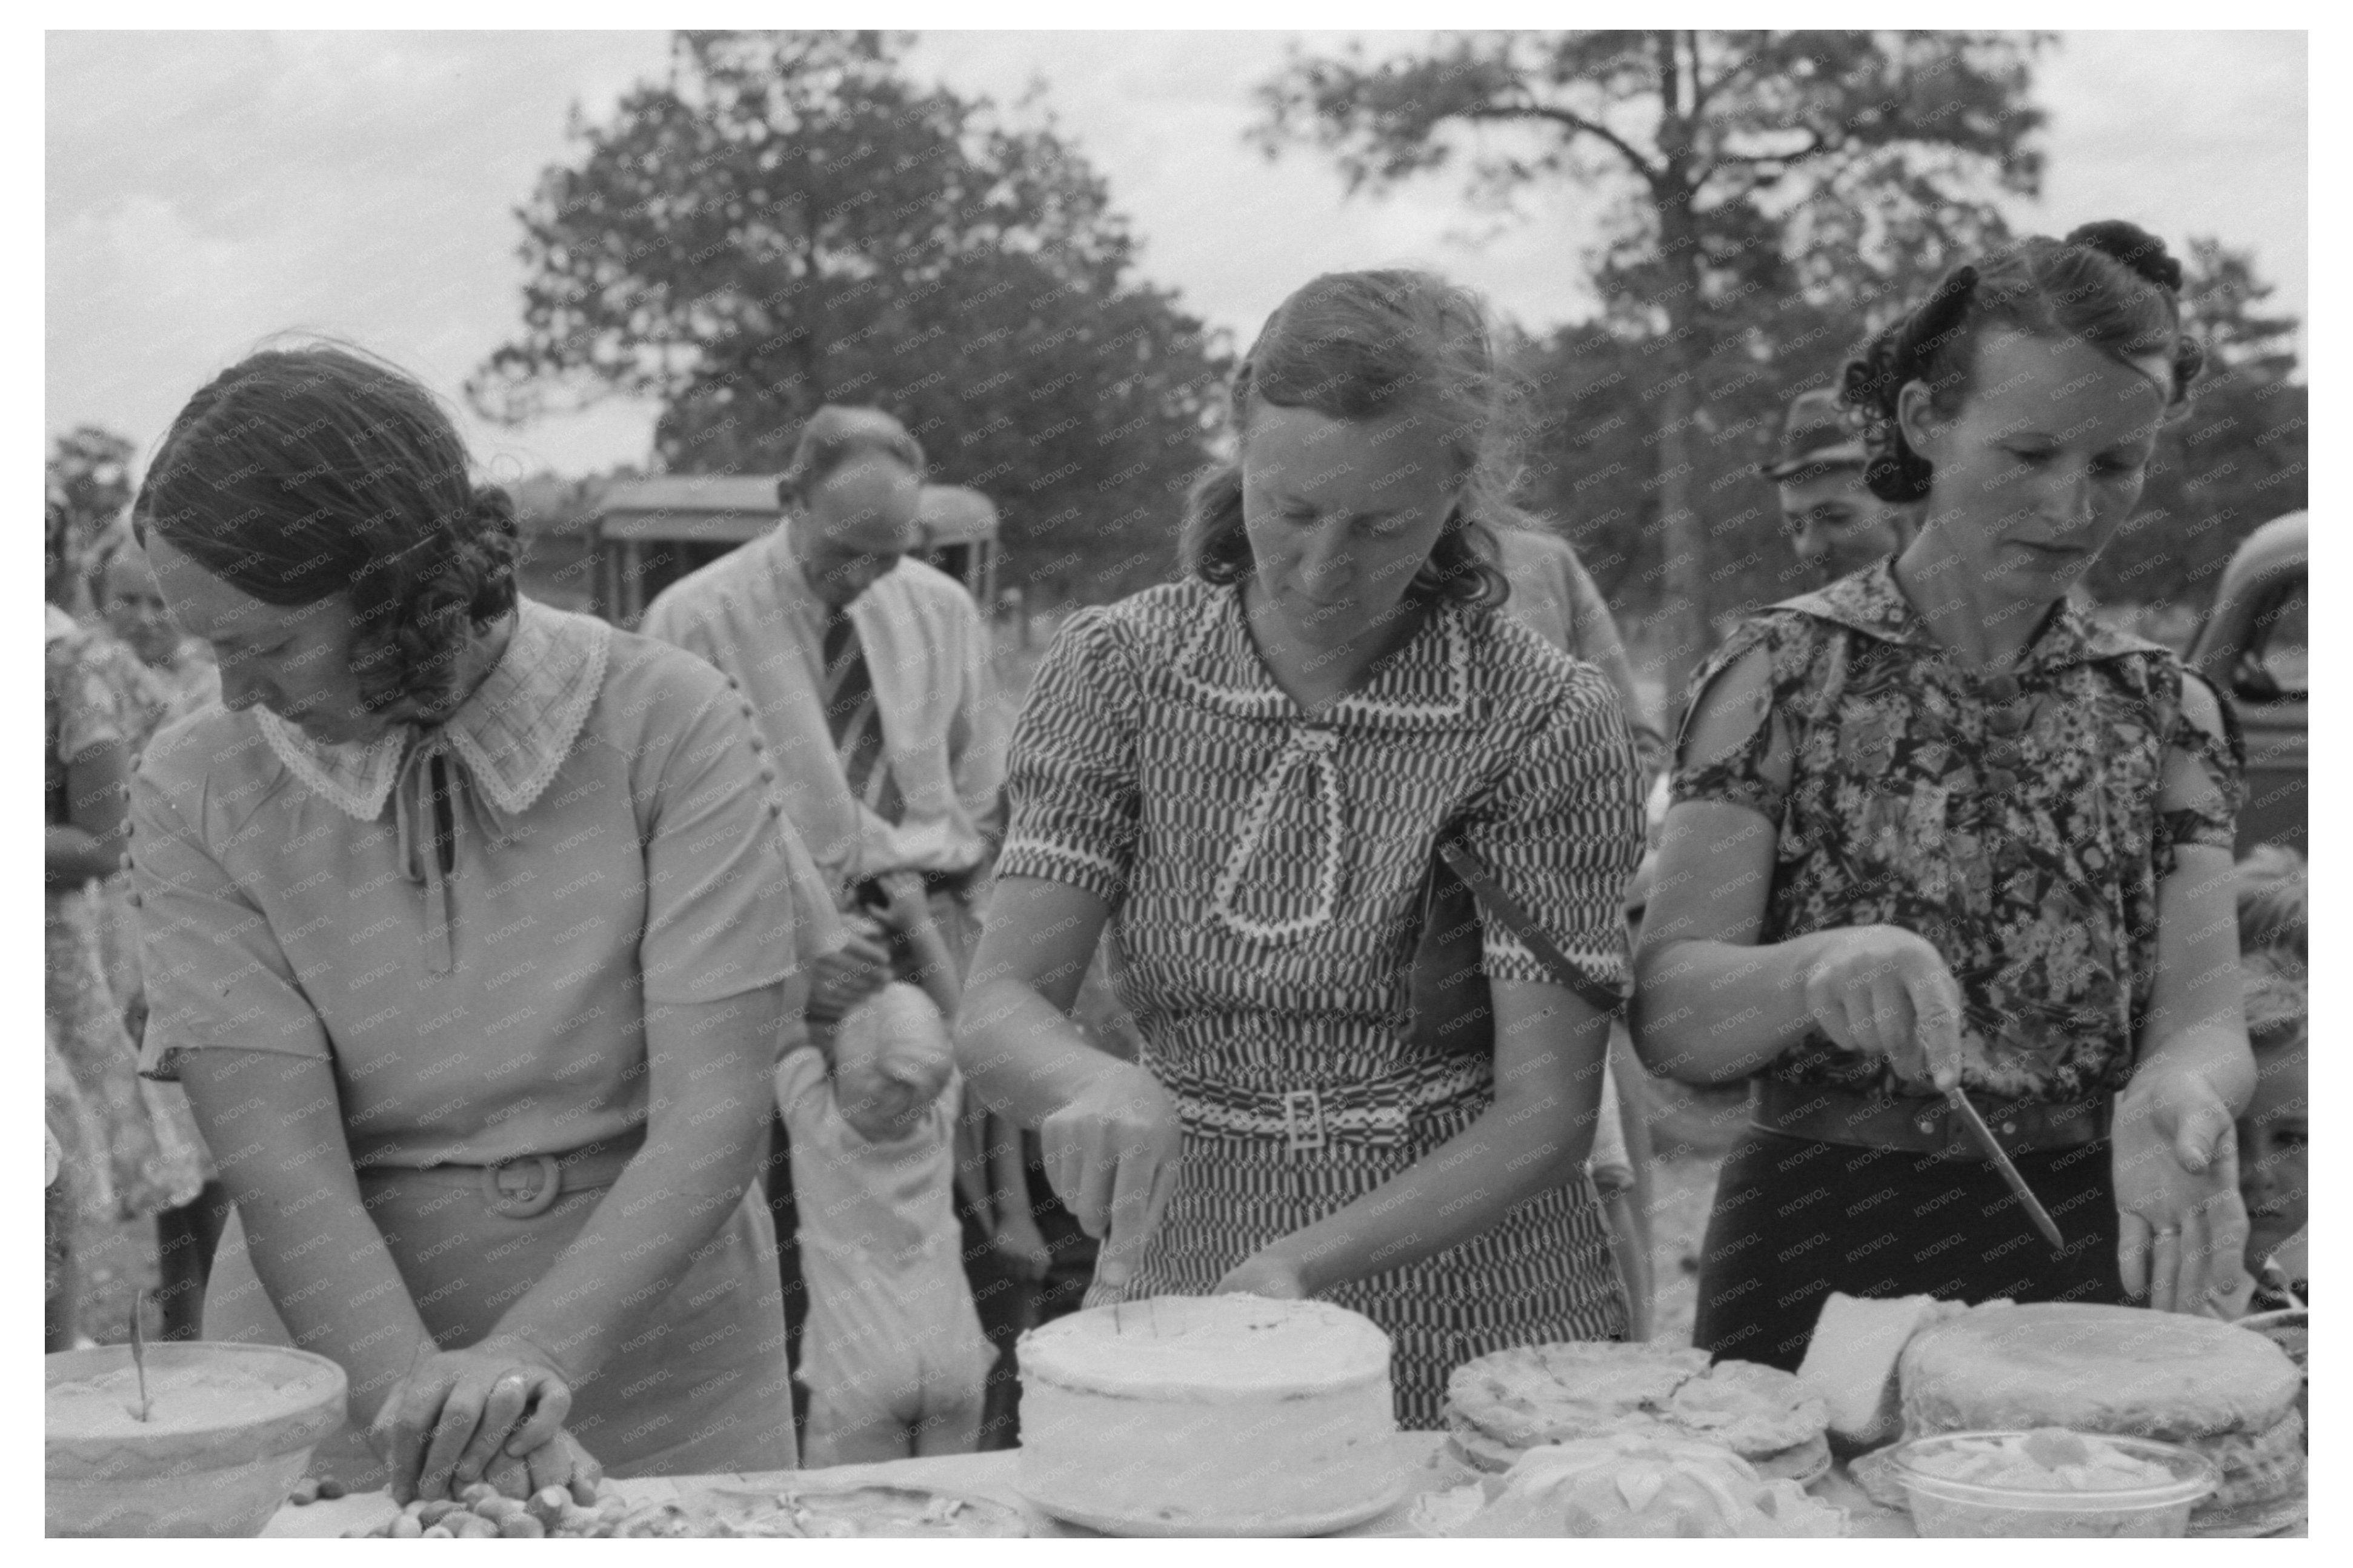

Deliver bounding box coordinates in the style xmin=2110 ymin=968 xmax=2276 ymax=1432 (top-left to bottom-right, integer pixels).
xmin=1889 ymin=1430 xmax=2217 ymax=1538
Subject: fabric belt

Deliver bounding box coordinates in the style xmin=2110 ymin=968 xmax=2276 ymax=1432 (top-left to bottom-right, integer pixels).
xmin=356 ymin=1135 xmax=645 ymax=1220
xmin=1153 ymin=1050 xmax=1492 ymax=1152
xmin=1751 ymin=1077 xmax=2109 ymax=1160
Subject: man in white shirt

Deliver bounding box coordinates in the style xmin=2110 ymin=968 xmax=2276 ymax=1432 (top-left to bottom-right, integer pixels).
xmin=642 ymin=405 xmax=1028 ymax=1443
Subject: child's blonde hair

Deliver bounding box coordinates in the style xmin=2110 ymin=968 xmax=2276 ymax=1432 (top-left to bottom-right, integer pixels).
xmin=2235 ymin=845 xmax=2306 ymax=1043
xmin=830 ymin=982 xmax=954 ymax=1131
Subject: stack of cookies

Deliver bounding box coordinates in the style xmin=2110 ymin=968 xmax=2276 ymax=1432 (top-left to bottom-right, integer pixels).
xmin=1443 ymin=1343 xmax=1831 ymax=1485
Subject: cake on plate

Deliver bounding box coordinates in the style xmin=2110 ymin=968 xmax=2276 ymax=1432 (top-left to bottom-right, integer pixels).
xmin=1898 ymin=1301 xmax=2304 ymax=1515
xmin=1016 ymin=1294 xmax=1401 ymax=1535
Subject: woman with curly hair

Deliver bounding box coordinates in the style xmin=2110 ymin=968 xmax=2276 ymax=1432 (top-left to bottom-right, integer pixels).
xmin=957 ymin=270 xmax=1644 ymax=1426
xmin=45 ymin=500 xmax=207 ymax=1348
xmin=130 ymin=344 xmax=825 ymax=1497
xmin=1634 ymin=223 xmax=2255 ymax=1370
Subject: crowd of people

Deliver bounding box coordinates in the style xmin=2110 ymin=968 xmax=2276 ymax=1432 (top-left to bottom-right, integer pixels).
xmin=41 ymin=216 xmax=2306 ymax=1500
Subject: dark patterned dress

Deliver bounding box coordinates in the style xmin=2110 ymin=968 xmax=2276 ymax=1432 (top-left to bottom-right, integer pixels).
xmin=999 ymin=579 xmax=1645 ymax=1427
xmin=1671 ymin=561 xmax=2243 ymax=1367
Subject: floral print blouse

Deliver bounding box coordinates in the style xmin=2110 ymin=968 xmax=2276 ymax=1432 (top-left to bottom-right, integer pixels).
xmin=1671 ymin=561 xmax=2243 ymax=1105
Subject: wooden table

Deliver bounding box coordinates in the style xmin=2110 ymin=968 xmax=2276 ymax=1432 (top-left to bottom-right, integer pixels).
xmin=264 ymin=1433 xmax=1917 ymax=1538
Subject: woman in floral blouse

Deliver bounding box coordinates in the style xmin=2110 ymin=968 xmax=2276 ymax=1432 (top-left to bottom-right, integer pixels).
xmin=1634 ymin=222 xmax=2255 ymax=1371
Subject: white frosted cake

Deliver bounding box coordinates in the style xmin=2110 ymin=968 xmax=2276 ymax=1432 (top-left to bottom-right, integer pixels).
xmin=1016 ymin=1294 xmax=1399 ymax=1534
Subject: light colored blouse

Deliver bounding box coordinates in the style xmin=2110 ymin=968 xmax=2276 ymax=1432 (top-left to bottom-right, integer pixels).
xmin=641 ymin=527 xmax=1008 ymax=895
xmin=133 ymin=599 xmax=831 ymax=1169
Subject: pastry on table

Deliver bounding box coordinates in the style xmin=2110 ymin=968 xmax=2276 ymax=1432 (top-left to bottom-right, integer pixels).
xmin=1420 ymin=1431 xmax=1846 ymax=1538
xmin=1443 ymin=1341 xmax=1830 ymax=1483
xmin=1796 ymin=1291 xmax=1971 ymax=1452
xmin=1898 ymin=1301 xmax=2304 ymax=1518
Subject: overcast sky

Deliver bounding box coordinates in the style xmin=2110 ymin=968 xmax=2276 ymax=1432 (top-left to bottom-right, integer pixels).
xmin=47 ymin=29 xmax=2307 ymax=483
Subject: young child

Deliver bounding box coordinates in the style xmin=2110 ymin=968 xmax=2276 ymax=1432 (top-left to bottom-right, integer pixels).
xmin=2232 ymin=846 xmax=2306 ymax=1311
xmin=777 ymin=872 xmax=995 ymax=1465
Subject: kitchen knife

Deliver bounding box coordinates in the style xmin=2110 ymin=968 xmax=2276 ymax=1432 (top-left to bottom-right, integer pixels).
xmin=1945 ymin=1083 xmax=2066 ymax=1253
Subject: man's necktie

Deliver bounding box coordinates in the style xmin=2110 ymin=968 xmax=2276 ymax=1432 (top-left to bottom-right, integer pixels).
xmin=822 ymin=608 xmax=904 ymax=825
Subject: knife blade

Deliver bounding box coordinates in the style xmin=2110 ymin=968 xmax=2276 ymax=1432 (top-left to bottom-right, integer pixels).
xmin=1945 ymin=1084 xmax=2066 ymax=1253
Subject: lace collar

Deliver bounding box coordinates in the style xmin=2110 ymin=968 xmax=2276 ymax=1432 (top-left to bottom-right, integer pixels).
xmin=256 ymin=597 xmax=613 ymax=824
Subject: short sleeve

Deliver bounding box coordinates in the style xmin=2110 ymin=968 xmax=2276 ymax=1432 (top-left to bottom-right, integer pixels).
xmin=130 ymin=765 xmax=332 ymax=1080
xmin=994 ymin=608 xmax=1142 ymax=904
xmin=1462 ymin=669 xmax=1645 ymax=991
xmin=637 ymin=668 xmax=803 ymax=1005
xmin=2154 ymin=666 xmax=2246 ymax=873
xmin=1668 ymin=618 xmax=1795 ymax=822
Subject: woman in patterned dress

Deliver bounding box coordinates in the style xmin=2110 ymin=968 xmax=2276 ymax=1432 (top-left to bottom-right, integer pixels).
xmin=45 ymin=517 xmax=208 ymax=1246
xmin=1634 ymin=223 xmax=2255 ymax=1371
xmin=88 ymin=525 xmax=228 ymax=1338
xmin=956 ymin=271 xmax=1645 ymax=1427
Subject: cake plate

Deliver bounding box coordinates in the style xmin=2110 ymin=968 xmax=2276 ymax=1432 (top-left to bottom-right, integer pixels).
xmin=1022 ymin=1477 xmax=1413 ymax=1540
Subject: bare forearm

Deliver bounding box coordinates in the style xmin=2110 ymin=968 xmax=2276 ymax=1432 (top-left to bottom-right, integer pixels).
xmin=2131 ymin=1019 xmax=2255 ymax=1117
xmin=1271 ymin=1091 xmax=1597 ymax=1295
xmin=239 ymin=1169 xmax=433 ymax=1424
xmin=494 ymin=995 xmax=774 ymax=1380
xmin=1633 ymin=932 xmax=1840 ymax=1084
xmin=184 ymin=1057 xmax=428 ymax=1425
xmin=955 ymin=975 xmax=1120 ymax=1129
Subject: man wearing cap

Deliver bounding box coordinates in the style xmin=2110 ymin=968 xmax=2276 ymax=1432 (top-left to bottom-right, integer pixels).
xmin=1760 ymin=385 xmax=1917 ymax=590
xmin=642 ymin=405 xmax=1034 ymax=1447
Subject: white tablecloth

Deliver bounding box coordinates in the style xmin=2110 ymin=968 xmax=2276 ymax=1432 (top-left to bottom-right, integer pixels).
xmin=264 ymin=1432 xmax=1917 ymax=1538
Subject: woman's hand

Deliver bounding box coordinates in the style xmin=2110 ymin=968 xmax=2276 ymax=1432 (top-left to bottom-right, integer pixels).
xmin=2113 ymin=1068 xmax=2250 ymax=1314
xmin=1039 ymin=1058 xmax=1179 ymax=1297
xmin=370 ymin=1334 xmax=573 ymax=1505
xmin=1801 ymin=925 xmax=1966 ymax=1089
xmin=1215 ymin=1249 xmax=1310 ymax=1300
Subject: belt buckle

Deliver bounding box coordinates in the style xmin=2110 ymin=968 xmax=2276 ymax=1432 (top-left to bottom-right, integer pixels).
xmin=1283 ymin=1088 xmax=1326 ymax=1154
xmin=481 ymin=1152 xmax=563 ymax=1218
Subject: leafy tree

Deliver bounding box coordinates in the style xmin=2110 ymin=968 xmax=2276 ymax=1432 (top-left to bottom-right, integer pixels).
xmin=475 ymin=30 xmax=1227 ymax=603
xmin=2095 ymin=238 xmax=2304 ymax=609
xmin=1256 ymin=29 xmax=2048 ymax=693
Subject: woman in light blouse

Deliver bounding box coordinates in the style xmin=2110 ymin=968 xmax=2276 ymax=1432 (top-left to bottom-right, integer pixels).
xmin=132 ymin=344 xmax=823 ymax=1499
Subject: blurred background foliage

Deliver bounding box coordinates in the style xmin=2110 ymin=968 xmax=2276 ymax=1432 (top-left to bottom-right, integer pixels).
xmin=55 ymin=28 xmax=2304 ymax=641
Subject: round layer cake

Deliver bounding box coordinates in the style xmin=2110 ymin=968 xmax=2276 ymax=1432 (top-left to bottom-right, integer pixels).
xmin=1899 ymin=1302 xmax=2304 ymax=1512
xmin=1016 ymin=1294 xmax=1399 ymax=1534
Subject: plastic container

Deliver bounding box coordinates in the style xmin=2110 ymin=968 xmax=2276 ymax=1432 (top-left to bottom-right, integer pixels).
xmin=1889 ymin=1430 xmax=2216 ymax=1538
xmin=47 ymin=1342 xmax=348 ymax=1538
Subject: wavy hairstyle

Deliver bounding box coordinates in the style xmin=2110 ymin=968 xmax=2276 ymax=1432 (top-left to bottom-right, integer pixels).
xmin=1179 ymin=269 xmax=1527 ymax=608
xmin=1839 ymin=221 xmax=2206 ymax=503
xmin=132 ymin=344 xmax=520 ymax=718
